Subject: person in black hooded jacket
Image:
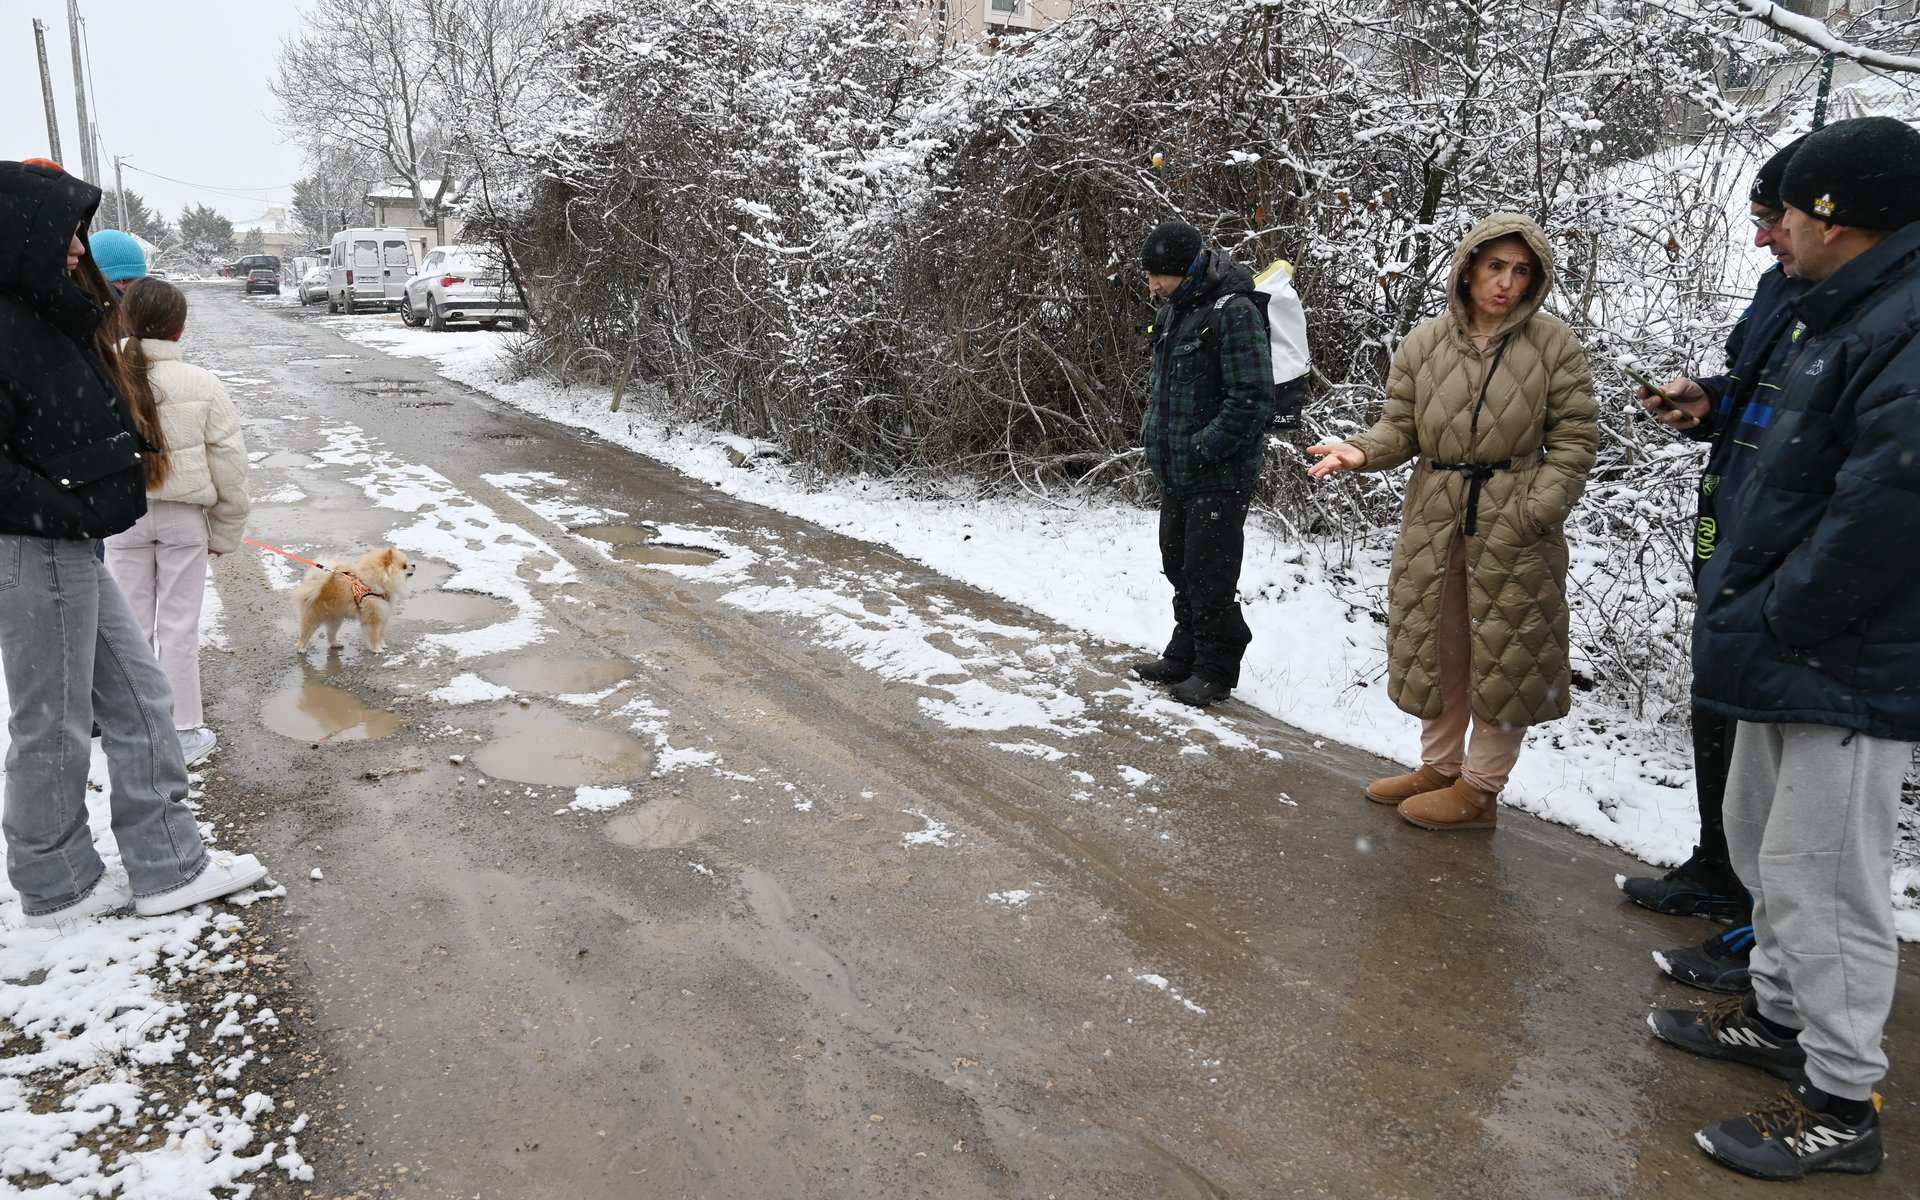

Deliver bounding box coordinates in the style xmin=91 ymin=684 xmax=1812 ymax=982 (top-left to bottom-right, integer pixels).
xmin=0 ymin=159 xmax=268 ymax=928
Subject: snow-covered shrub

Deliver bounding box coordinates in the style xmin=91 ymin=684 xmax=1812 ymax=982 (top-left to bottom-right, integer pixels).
xmin=487 ymin=0 xmax=1906 ymax=722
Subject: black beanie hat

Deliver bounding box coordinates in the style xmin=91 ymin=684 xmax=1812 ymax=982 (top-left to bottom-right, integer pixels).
xmin=1748 ymin=135 xmax=1806 ymax=209
xmin=1779 ymin=116 xmax=1920 ymax=231
xmin=1141 ymin=221 xmax=1205 ymax=275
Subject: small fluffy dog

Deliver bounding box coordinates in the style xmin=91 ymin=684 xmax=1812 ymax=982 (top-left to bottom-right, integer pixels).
xmin=293 ymin=546 xmax=415 ymax=654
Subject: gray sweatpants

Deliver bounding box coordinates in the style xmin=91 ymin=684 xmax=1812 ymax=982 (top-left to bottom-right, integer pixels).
xmin=0 ymin=534 xmax=207 ymax=918
xmin=1725 ymin=720 xmax=1918 ymax=1099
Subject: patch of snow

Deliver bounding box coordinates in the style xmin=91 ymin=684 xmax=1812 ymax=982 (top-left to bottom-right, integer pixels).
xmin=570 ymin=786 xmax=633 ymax=812
xmin=428 ymin=673 xmax=517 ymax=705
xmin=1134 ymin=972 xmax=1208 ymax=1015
xmin=901 ymin=809 xmax=957 ymax=847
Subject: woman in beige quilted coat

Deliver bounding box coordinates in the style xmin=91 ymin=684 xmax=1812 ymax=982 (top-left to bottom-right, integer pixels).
xmin=104 ymin=278 xmax=251 ymax=766
xmin=1308 ymin=213 xmax=1598 ymax=830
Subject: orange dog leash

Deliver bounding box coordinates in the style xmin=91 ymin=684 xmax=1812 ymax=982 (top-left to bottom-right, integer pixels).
xmin=242 ymin=536 xmax=385 ymax=605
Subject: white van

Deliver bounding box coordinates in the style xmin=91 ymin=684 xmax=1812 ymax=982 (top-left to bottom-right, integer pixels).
xmin=327 ymin=228 xmax=415 ymax=313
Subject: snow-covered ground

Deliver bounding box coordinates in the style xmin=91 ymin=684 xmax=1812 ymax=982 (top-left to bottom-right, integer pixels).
xmin=323 ymin=314 xmax=1920 ymax=942
xmin=0 ymin=713 xmax=302 ymax=1195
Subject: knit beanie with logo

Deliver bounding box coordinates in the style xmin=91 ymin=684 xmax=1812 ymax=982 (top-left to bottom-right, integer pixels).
xmin=1779 ymin=117 xmax=1920 ymax=231
xmin=1748 ymin=135 xmax=1806 ymax=209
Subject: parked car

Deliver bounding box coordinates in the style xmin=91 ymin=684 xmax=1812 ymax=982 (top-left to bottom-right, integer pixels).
xmin=243 ymin=266 xmax=281 ymax=295
xmin=327 ymin=227 xmax=414 ymax=313
xmin=296 ymin=265 xmax=329 ymax=305
xmin=232 ymin=253 xmax=280 ymax=281
xmin=401 ymin=244 xmax=527 ymax=331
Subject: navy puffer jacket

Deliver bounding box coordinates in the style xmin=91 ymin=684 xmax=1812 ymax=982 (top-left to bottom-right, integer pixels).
xmin=0 ymin=161 xmax=148 ymax=541
xmin=1692 ymin=220 xmax=1920 ymax=740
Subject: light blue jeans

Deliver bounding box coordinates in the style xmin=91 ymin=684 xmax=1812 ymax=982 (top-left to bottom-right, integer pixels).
xmin=0 ymin=534 xmax=207 ymax=918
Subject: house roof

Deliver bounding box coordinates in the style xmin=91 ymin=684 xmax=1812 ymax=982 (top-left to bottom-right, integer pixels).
xmin=233 ymin=203 xmax=294 ymax=234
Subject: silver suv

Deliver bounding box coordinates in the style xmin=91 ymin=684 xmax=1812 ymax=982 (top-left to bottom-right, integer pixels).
xmin=400 ymin=245 xmax=526 ymax=331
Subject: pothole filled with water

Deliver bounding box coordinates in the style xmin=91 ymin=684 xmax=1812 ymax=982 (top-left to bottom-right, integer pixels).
xmin=606 ymin=797 xmax=710 ymax=849
xmin=574 ymin=525 xmax=647 ymax=546
xmin=572 ymin=524 xmax=721 ymax=567
xmin=257 ymin=450 xmax=315 ymax=469
xmin=247 ymin=505 xmax=397 ymax=546
xmin=485 ymin=656 xmax=633 ymax=695
xmin=469 ymin=705 xmax=650 ymax=786
xmin=615 ymin=543 xmax=720 ymax=566
xmin=406 ymin=591 xmax=507 ymax=627
xmin=357 ymin=380 xmax=429 ymax=396
xmin=261 ymin=676 xmax=403 ymax=743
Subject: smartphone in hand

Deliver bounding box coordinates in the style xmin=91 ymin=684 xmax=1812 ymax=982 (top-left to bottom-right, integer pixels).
xmin=1622 ymin=361 xmax=1681 ymax=412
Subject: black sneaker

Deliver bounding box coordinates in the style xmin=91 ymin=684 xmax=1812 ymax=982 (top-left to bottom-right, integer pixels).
xmin=1695 ymin=1076 xmax=1885 ymax=1180
xmin=1653 ymin=923 xmax=1753 ymax=994
xmin=1617 ymin=854 xmax=1745 ymax=919
xmin=1132 ymin=657 xmax=1190 ymax=685
xmin=1648 ymin=993 xmax=1805 ymax=1079
xmin=1171 ymin=675 xmax=1231 ymax=707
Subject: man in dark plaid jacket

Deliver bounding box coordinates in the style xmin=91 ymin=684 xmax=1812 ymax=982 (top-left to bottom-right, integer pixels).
xmin=1133 ymin=221 xmax=1277 ymax=707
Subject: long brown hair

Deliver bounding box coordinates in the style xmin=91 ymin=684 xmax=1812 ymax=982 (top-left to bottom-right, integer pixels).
xmin=72 ymin=247 xmax=169 ymax=487
xmin=83 ymin=271 xmax=174 ymax=489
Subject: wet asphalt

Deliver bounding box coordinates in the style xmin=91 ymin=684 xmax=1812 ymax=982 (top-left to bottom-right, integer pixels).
xmin=187 ymin=284 xmax=1920 ymax=1200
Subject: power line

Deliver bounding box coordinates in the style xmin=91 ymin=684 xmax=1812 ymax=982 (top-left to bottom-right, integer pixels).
xmin=119 ymin=163 xmax=298 ymax=204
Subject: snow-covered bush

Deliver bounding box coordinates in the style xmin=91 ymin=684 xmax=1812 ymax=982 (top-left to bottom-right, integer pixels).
xmin=486 ymin=0 xmax=1903 ymax=723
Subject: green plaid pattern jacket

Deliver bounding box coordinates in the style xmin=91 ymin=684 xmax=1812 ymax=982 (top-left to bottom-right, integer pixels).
xmin=1142 ymin=258 xmax=1275 ymax=494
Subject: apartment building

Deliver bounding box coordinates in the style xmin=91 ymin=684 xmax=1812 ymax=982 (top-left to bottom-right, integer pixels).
xmin=926 ymin=0 xmax=1076 ymax=43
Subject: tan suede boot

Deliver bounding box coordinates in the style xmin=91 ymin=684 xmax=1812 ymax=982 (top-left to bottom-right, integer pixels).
xmin=1398 ymin=779 xmax=1499 ymax=830
xmin=1364 ymin=763 xmax=1459 ymax=806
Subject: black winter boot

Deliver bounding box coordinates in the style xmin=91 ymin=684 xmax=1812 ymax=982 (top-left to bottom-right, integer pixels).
xmin=1132 ymin=658 xmax=1190 ymax=685
xmin=1171 ymin=675 xmax=1231 ymax=707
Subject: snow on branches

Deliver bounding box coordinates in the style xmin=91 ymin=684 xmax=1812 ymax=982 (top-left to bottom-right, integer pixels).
xmin=479 ymin=0 xmax=1907 ymax=717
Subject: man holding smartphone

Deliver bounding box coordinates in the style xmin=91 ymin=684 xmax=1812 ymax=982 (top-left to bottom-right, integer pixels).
xmin=1648 ymin=115 xmax=1920 ymax=1180
xmin=1616 ymin=136 xmax=1808 ymax=994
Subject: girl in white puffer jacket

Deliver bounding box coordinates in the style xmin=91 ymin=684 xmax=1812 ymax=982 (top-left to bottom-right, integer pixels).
xmin=105 ymin=278 xmax=250 ymax=766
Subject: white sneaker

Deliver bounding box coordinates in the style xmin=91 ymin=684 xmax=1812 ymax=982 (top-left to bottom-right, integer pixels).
xmin=21 ymin=866 xmax=133 ymax=929
xmin=177 ymin=727 xmax=217 ymax=768
xmin=135 ymin=851 xmax=269 ymax=917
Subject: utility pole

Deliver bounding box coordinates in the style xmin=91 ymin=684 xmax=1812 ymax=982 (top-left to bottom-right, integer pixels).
xmin=66 ymin=0 xmax=97 ymax=184
xmin=33 ymin=20 xmax=64 ymax=163
xmin=112 ymin=156 xmax=130 ymax=230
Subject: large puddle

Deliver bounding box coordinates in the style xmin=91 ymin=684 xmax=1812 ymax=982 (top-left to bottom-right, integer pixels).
xmin=469 ymin=706 xmax=650 ymax=786
xmin=406 ymin=591 xmax=507 ymax=627
xmin=261 ymin=675 xmax=403 ymax=743
xmin=249 ymin=511 xmax=399 ymax=550
xmin=606 ymin=797 xmax=710 ymax=849
xmin=356 ymin=379 xmax=430 ymax=396
xmin=485 ymin=656 xmax=632 ymax=695
xmin=256 ymin=450 xmax=315 ymax=469
xmin=573 ymin=524 xmax=721 ymax=567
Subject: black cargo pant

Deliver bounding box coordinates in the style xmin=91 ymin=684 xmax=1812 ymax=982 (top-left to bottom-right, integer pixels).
xmin=1156 ymin=487 xmax=1254 ymax=688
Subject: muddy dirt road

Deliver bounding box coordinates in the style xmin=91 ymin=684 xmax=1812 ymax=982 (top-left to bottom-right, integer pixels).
xmin=186 ymin=285 xmax=1918 ymax=1199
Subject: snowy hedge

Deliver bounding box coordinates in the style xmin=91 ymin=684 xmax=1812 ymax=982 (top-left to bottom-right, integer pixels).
xmin=489 ymin=0 xmax=1845 ymax=721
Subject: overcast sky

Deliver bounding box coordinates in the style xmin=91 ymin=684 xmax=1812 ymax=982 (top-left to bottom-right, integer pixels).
xmin=3 ymin=0 xmax=311 ymax=225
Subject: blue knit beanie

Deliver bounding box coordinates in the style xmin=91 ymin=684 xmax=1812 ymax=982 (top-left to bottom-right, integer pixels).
xmin=89 ymin=229 xmax=148 ymax=282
